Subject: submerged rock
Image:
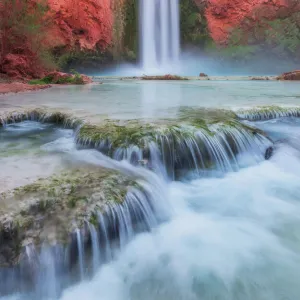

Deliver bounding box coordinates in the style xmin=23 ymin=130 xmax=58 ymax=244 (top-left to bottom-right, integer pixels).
xmin=199 ymin=73 xmax=208 ymax=77
xmin=265 ymin=146 xmax=274 ymax=160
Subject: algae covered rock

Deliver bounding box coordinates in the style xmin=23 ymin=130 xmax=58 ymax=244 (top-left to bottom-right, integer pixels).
xmin=76 ymin=109 xmax=271 ymax=178
xmin=0 ymin=166 xmax=140 ymax=267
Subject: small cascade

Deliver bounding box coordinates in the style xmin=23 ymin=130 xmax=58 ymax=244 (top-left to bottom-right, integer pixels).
xmin=0 ymin=166 xmax=167 ymax=298
xmin=76 ymin=228 xmax=85 ymax=280
xmin=139 ymin=0 xmax=180 ymax=71
xmin=77 ymin=123 xmax=273 ymax=179
xmin=4 ymin=107 xmax=300 ymax=299
xmin=88 ymin=224 xmax=101 ymax=274
xmin=237 ymin=106 xmax=300 ymax=121
xmin=0 ymin=109 xmax=82 ymax=129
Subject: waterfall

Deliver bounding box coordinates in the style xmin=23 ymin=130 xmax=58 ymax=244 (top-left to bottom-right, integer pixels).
xmin=139 ymin=0 xmax=180 ymax=72
xmin=88 ymin=224 xmax=101 ymax=274
xmin=76 ymin=229 xmax=85 ymax=280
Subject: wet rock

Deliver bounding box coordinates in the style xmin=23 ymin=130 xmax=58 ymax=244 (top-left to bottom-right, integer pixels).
xmin=0 ymin=167 xmax=138 ymax=266
xmin=251 ymin=76 xmax=269 ymax=81
xmin=199 ymin=73 xmax=208 ymax=77
xmin=277 ymin=70 xmax=300 ymax=81
xmin=141 ymin=74 xmax=188 ymax=80
xmin=80 ymin=74 xmax=92 ymax=84
xmin=265 ymin=146 xmax=274 ymax=160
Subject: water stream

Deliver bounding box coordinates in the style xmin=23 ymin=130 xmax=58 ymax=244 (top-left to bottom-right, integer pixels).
xmin=1 ymin=81 xmax=300 ymax=299
xmin=62 ymin=117 xmax=300 ymax=300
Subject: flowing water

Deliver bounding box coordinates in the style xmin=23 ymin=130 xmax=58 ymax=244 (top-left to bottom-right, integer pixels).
xmin=1 ymin=81 xmax=300 ymax=299
xmin=139 ymin=0 xmax=180 ymax=72
xmin=0 ymin=121 xmax=75 ymax=192
xmin=62 ymin=118 xmax=300 ymax=300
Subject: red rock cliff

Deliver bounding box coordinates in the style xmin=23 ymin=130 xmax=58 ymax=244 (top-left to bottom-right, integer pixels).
xmin=47 ymin=0 xmax=113 ymax=51
xmin=0 ymin=0 xmax=114 ymax=79
xmin=195 ymin=0 xmax=300 ymax=44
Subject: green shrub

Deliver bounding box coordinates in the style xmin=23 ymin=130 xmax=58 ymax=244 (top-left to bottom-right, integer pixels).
xmin=28 ymin=71 xmax=84 ymax=85
xmin=180 ymin=0 xmax=211 ymax=46
xmin=0 ymin=0 xmax=56 ymax=72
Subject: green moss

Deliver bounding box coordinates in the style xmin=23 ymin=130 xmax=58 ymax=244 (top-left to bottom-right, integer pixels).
xmin=56 ymin=50 xmax=113 ymax=71
xmin=123 ymin=0 xmax=138 ymax=61
xmin=236 ymin=106 xmax=300 ymax=120
xmin=76 ymin=109 xmax=262 ymax=162
xmin=28 ymin=71 xmax=85 ymax=85
xmin=180 ymin=0 xmax=212 ymax=46
xmin=77 ymin=122 xmax=156 ymax=150
xmin=215 ymin=13 xmax=300 ymax=61
xmin=178 ymin=107 xmax=238 ymax=126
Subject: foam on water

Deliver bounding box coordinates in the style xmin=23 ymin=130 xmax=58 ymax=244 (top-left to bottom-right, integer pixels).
xmin=3 ymin=117 xmax=300 ymax=299
xmin=56 ymin=141 xmax=300 ymax=300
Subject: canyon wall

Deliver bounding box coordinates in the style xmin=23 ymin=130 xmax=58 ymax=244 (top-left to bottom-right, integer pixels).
xmin=200 ymin=0 xmax=300 ymax=44
xmin=1 ymin=0 xmax=300 ymax=79
xmin=47 ymin=0 xmax=113 ymax=51
xmin=0 ymin=0 xmax=115 ymax=79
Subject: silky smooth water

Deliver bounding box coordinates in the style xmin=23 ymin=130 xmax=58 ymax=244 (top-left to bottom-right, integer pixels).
xmin=0 ymin=121 xmax=75 ymax=192
xmin=56 ymin=119 xmax=300 ymax=300
xmin=2 ymin=117 xmax=300 ymax=300
xmin=2 ymin=81 xmax=300 ymax=300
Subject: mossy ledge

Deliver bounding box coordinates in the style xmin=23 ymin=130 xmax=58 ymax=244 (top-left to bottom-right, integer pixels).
xmin=76 ymin=108 xmax=271 ymax=178
xmin=0 ymin=167 xmax=141 ymax=267
xmin=0 ymin=107 xmax=274 ymax=178
xmin=236 ymin=106 xmax=300 ymax=121
xmin=0 ymin=108 xmax=82 ymax=128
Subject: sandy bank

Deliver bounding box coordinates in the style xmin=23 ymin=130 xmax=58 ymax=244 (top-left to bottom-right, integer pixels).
xmin=0 ymin=82 xmax=51 ymax=95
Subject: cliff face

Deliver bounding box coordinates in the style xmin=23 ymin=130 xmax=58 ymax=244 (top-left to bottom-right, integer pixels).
xmin=1 ymin=0 xmax=300 ymax=79
xmin=0 ymin=0 xmax=114 ymax=79
xmin=47 ymin=0 xmax=113 ymax=51
xmin=194 ymin=0 xmax=300 ymax=44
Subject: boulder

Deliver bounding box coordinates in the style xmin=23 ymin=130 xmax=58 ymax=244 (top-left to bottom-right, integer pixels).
xmin=199 ymin=73 xmax=208 ymax=77
xmin=80 ymin=74 xmax=93 ymax=84
xmin=277 ymin=70 xmax=300 ymax=80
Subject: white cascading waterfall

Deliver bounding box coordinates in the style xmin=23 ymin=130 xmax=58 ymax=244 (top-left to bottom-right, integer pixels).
xmin=139 ymin=0 xmax=180 ymax=72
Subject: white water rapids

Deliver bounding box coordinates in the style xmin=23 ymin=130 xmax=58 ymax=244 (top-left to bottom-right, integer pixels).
xmin=2 ymin=115 xmax=300 ymax=299
xmin=58 ymin=140 xmax=300 ymax=300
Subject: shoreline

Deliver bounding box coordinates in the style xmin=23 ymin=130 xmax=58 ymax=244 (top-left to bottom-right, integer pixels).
xmin=0 ymin=74 xmax=295 ymax=95
xmin=92 ymin=75 xmax=279 ymax=81
xmin=0 ymin=82 xmax=51 ymax=95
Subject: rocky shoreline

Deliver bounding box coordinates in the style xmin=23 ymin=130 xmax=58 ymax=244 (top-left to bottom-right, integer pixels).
xmin=0 ymin=82 xmax=51 ymax=95
xmin=0 ymin=71 xmax=92 ymax=95
xmin=1 ymin=69 xmax=299 ymax=95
